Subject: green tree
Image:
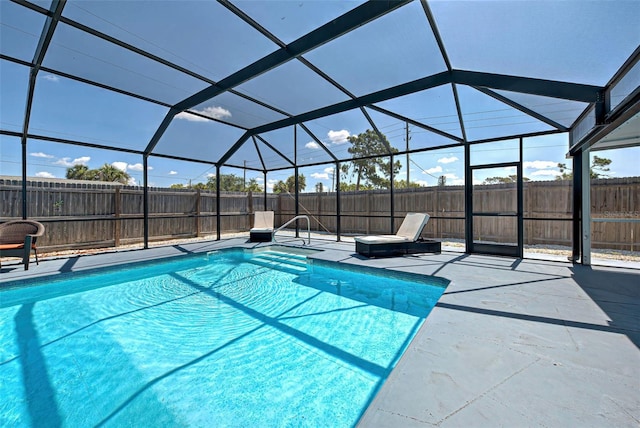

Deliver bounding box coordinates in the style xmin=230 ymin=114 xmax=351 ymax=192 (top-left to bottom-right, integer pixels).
xmin=65 ymin=163 xmax=130 ymax=184
xmin=96 ymin=164 xmax=131 ymax=184
xmin=341 ymin=130 xmax=401 ymax=190
xmin=393 ymin=179 xmax=421 ymax=189
xmin=339 ymin=182 xmax=373 ymax=192
xmin=556 ymin=156 xmax=612 ymax=180
xmin=171 ymin=175 xmax=262 ymax=191
xmin=245 ymin=178 xmax=262 ymax=192
xmin=483 ymin=175 xmax=529 ymax=184
xmin=315 ymin=182 xmax=324 ymax=193
xmin=206 ymin=173 xmax=246 ymax=191
xmin=66 ymin=164 xmax=91 ymax=180
xmin=437 ymin=175 xmax=447 ymax=187
xmin=191 ymin=182 xmax=208 ymax=190
xmin=273 ymin=174 xmax=306 ymax=194
xmin=591 ymin=155 xmax=612 ymax=178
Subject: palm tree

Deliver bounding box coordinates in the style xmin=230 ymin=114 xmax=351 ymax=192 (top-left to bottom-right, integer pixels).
xmin=66 ymin=164 xmax=91 ymax=180
xmin=96 ymin=163 xmax=130 ymax=184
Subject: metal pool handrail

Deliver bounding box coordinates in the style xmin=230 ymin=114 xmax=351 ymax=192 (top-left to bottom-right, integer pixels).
xmin=273 ymin=215 xmax=311 ymax=245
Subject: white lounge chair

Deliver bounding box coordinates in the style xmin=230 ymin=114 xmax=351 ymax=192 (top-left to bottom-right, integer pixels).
xmin=250 ymin=211 xmax=274 ymax=242
xmin=354 ymin=213 xmax=440 ymax=257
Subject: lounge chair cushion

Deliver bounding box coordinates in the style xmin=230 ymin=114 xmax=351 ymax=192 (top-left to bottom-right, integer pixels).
xmin=354 ymin=235 xmax=410 ymax=244
xmin=251 ymin=211 xmax=274 ymax=232
xmin=395 ymin=212 xmax=430 ymax=241
xmin=250 ymin=211 xmax=275 ymax=242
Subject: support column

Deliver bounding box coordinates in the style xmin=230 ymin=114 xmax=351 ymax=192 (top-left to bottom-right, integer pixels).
xmin=143 ymin=155 xmax=149 ymax=249
xmin=263 ymin=171 xmax=268 ymax=210
xmin=294 ymin=166 xmax=300 ymax=238
xmin=216 ymin=165 xmax=221 ymax=240
xmin=570 ymin=151 xmax=582 ymax=262
xmin=464 ymin=142 xmax=472 ymax=253
xmin=390 ymin=152 xmax=395 ymax=234
xmin=21 ymin=137 xmax=27 ymax=219
xmin=581 ymin=149 xmax=591 ymax=265
xmin=336 ymin=161 xmax=341 ymax=241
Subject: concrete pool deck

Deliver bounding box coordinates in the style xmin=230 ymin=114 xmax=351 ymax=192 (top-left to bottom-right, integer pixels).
xmin=1 ymin=236 xmax=639 ymax=427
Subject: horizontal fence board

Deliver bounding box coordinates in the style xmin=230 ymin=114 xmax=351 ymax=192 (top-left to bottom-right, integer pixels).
xmin=1 ymin=177 xmax=638 ymax=252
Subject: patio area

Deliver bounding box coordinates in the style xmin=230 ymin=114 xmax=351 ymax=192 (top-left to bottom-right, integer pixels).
xmin=2 ymin=236 xmax=638 ymax=427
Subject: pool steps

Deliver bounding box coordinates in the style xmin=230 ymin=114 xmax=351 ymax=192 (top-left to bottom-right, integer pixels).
xmin=249 ymin=250 xmax=309 ymax=274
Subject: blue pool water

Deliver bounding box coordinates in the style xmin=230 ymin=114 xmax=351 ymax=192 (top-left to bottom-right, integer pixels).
xmin=0 ymin=248 xmax=447 ymax=427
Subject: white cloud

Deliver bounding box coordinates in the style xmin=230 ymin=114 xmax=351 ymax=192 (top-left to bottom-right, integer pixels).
xmin=112 ymin=161 xmax=128 ymax=172
xmin=266 ymin=179 xmax=278 ymax=190
xmin=311 ymin=172 xmax=329 ymax=180
xmin=415 ymin=180 xmax=429 ymax=187
xmin=323 ymin=167 xmax=335 ymax=174
xmin=328 ymin=130 xmax=350 ymax=144
xmin=444 ymin=173 xmax=464 ymax=185
xmin=35 ymin=171 xmax=55 ymax=178
xmin=169 ymin=171 xmax=178 ymax=175
xmin=423 ymin=166 xmax=443 ymax=175
xmin=176 ymin=106 xmax=232 ymax=122
xmin=531 ymin=169 xmax=562 ymax=177
xmin=30 ymin=152 xmax=54 ymax=159
xmin=41 ymin=74 xmax=60 ymax=82
xmin=255 ymin=177 xmax=264 ymax=183
xmin=112 ymin=162 xmax=151 ymax=172
xmin=438 ymin=156 xmax=459 ymax=164
xmin=128 ymin=177 xmax=137 ymax=186
xmin=306 ymin=141 xmax=320 ymax=149
xmin=524 ymin=160 xmax=558 ymax=170
xmin=55 ymin=156 xmax=90 ymax=167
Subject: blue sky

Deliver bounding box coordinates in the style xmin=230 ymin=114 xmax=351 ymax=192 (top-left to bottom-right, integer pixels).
xmin=1 ymin=0 xmax=639 ymax=191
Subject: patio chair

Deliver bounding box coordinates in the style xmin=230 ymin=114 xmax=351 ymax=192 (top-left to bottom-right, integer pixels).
xmin=0 ymin=219 xmax=45 ymax=270
xmin=250 ymin=211 xmax=274 ymax=242
xmin=354 ymin=212 xmax=440 ymax=257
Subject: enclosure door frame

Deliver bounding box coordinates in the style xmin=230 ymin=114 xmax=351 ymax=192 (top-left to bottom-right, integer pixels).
xmin=467 ymin=161 xmax=524 ymax=258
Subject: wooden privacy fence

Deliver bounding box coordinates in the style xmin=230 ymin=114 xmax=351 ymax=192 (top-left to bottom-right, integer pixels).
xmin=1 ymin=177 xmax=638 ymax=251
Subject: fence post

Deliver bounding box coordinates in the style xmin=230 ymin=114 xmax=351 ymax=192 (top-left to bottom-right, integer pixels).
xmin=525 ymin=182 xmax=533 ymax=245
xmin=247 ymin=190 xmax=253 ymax=230
xmin=317 ymin=191 xmax=322 ymax=232
xmin=366 ymin=191 xmax=371 ymax=234
xmin=114 ymin=187 xmax=121 ymax=247
xmin=196 ymin=188 xmax=201 ymax=237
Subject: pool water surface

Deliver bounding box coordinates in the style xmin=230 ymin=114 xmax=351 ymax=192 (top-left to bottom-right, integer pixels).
xmin=0 ymin=248 xmax=447 ymax=427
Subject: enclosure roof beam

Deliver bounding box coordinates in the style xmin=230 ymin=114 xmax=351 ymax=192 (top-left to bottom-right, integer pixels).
xmin=173 ymin=0 xmax=410 ymax=112
xmin=298 ymin=123 xmax=338 ymax=162
xmin=255 ymin=135 xmax=295 ymax=167
xmin=144 ymin=0 xmax=409 ymax=158
xmin=21 ymin=0 xmax=65 ymax=139
xmin=367 ymin=105 xmax=463 ymax=143
xmin=249 ymin=71 xmax=452 ymax=135
xmin=452 ymin=70 xmax=604 ymax=103
xmin=218 ymin=131 xmax=252 ymax=165
xmin=252 ymin=136 xmax=267 ymax=172
xmin=473 ymin=86 xmax=569 ymax=131
xmin=361 ymin=107 xmax=393 ymax=154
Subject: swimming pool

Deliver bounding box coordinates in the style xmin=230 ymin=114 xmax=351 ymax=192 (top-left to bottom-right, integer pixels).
xmin=0 ymin=247 xmax=448 ymax=427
